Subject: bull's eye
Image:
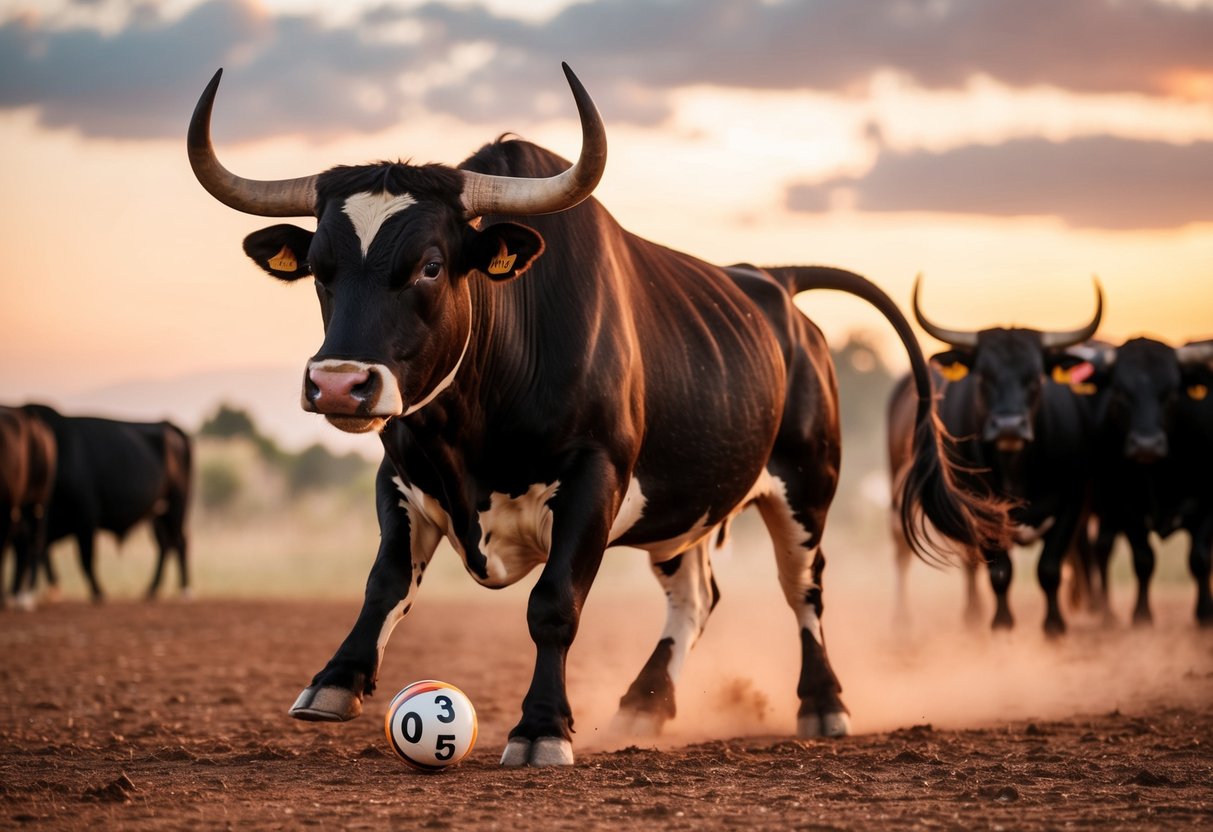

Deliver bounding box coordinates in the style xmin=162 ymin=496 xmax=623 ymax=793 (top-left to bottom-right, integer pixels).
xmin=422 ymin=261 xmax=442 ymax=280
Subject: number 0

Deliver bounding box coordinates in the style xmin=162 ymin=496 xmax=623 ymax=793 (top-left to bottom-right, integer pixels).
xmin=401 ymin=711 xmax=423 ymax=743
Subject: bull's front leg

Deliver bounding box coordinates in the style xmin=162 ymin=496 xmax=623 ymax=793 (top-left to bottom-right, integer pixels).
xmin=1037 ymin=512 xmax=1081 ymax=637
xmin=500 ymin=454 xmax=618 ymax=767
xmin=290 ymin=460 xmax=438 ymax=722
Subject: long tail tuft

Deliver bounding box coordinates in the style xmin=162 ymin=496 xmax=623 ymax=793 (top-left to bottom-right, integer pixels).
xmin=766 ymin=265 xmax=1013 ymax=564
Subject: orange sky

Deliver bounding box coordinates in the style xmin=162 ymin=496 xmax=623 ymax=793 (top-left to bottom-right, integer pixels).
xmin=2 ymin=0 xmax=1211 ymax=443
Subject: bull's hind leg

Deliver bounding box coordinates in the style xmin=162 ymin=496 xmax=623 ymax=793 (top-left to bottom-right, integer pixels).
xmin=611 ymin=536 xmax=720 ymax=735
xmin=755 ymin=475 xmax=849 ymax=738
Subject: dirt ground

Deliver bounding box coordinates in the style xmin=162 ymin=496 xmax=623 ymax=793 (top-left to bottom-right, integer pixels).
xmin=2 ymin=581 xmax=1212 ymax=831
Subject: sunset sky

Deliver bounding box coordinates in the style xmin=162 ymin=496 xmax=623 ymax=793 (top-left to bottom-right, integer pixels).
xmin=2 ymin=0 xmax=1211 ymax=446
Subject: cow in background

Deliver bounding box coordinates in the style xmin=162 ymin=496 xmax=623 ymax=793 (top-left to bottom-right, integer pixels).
xmin=0 ymin=406 xmax=56 ymax=610
xmin=888 ymin=278 xmax=1102 ymax=635
xmin=1076 ymin=337 xmax=1213 ymax=627
xmin=188 ymin=64 xmax=1012 ymax=765
xmin=23 ymin=405 xmax=192 ymax=602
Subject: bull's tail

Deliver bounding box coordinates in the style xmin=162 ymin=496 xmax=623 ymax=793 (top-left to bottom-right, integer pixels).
xmin=765 ymin=265 xmax=1012 ymax=563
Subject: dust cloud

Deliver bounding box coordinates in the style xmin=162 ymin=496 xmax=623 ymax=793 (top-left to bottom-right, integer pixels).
xmin=569 ymin=513 xmax=1213 ymax=752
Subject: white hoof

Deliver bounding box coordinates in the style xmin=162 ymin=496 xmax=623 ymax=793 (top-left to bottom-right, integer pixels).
xmin=608 ymin=708 xmax=666 ymax=737
xmin=13 ymin=592 xmax=37 ymax=613
xmin=798 ymin=710 xmax=850 ymax=738
xmin=499 ymin=736 xmax=573 ymax=766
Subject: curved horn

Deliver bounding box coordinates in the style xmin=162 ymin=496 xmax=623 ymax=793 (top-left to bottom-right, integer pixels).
xmin=1040 ymin=278 xmax=1103 ymax=349
xmin=187 ymin=69 xmax=318 ymax=217
xmin=912 ymin=274 xmax=978 ymax=348
xmin=1177 ymin=339 xmax=1213 ymax=367
xmin=459 ymin=62 xmax=607 ymax=219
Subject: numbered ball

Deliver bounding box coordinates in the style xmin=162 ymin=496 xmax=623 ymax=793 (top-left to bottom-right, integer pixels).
xmin=384 ymin=680 xmax=478 ymax=770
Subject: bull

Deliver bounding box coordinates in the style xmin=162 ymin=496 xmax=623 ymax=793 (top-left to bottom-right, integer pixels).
xmin=1077 ymin=337 xmax=1213 ymax=626
xmin=188 ymin=64 xmax=1010 ymax=765
xmin=0 ymin=406 xmax=56 ymax=610
xmin=23 ymin=405 xmax=192 ymax=602
xmin=887 ymin=278 xmax=1102 ymax=635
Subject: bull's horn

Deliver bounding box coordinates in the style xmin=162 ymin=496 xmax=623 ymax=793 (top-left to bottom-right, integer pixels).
xmin=187 ymin=69 xmax=318 ymax=217
xmin=912 ymin=274 xmax=978 ymax=348
xmin=1177 ymin=339 xmax=1213 ymax=367
xmin=1040 ymin=279 xmax=1103 ymax=349
xmin=459 ymin=62 xmax=607 ymax=219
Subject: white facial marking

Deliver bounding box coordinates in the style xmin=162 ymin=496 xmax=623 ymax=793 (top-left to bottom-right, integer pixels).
xmin=402 ymin=327 xmax=472 ymax=417
xmin=342 ymin=191 xmax=417 ymax=258
xmin=476 ymin=482 xmax=560 ymax=587
xmin=608 ymin=477 xmax=647 ymax=542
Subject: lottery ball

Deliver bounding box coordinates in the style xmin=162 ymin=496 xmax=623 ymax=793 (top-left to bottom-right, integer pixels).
xmin=384 ymin=680 xmax=478 ymax=770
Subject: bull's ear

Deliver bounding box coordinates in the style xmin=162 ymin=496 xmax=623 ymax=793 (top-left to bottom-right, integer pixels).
xmin=1045 ymin=353 xmax=1099 ymax=395
xmin=467 ymin=222 xmax=545 ymax=282
xmin=242 ymin=224 xmax=314 ymax=282
xmin=930 ymin=350 xmax=973 ymax=382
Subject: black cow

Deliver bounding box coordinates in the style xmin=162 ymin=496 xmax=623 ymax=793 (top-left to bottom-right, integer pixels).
xmin=887 ymin=278 xmax=1102 ymax=635
xmin=23 ymin=405 xmax=192 ymax=602
xmin=1077 ymin=337 xmax=1213 ymax=627
xmin=188 ymin=65 xmax=1010 ymax=766
xmin=0 ymin=406 xmax=56 ymax=610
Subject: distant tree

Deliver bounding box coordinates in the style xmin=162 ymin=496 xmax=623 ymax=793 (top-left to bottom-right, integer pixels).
xmin=199 ymin=459 xmax=242 ymax=510
xmin=289 ymin=444 xmax=374 ymax=494
xmin=198 ymin=404 xmax=284 ymax=463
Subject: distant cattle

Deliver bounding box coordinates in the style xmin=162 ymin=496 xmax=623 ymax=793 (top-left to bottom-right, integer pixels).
xmin=188 ymin=65 xmax=1011 ymax=765
xmin=0 ymin=406 xmax=56 ymax=609
xmin=1076 ymin=337 xmax=1213 ymax=627
xmin=888 ymin=278 xmax=1102 ymax=635
xmin=23 ymin=405 xmax=193 ymax=602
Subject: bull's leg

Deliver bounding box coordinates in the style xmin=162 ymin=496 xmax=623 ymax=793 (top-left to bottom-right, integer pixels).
xmin=1125 ymin=526 xmax=1155 ymax=626
xmin=290 ymin=461 xmax=437 ymax=722
xmin=1037 ymin=514 xmax=1081 ymax=637
xmin=1091 ymin=524 xmax=1118 ymax=626
xmin=986 ymin=548 xmax=1014 ymax=630
xmin=75 ymin=531 xmax=104 ymax=602
xmin=962 ymin=561 xmax=985 ymax=628
xmin=611 ymin=539 xmax=720 ymax=735
xmin=10 ymin=514 xmax=37 ymax=611
xmin=146 ymin=518 xmax=172 ymax=600
xmin=146 ymin=510 xmax=190 ymax=601
xmin=755 ymin=479 xmax=848 ymax=739
xmin=1190 ymin=518 xmax=1213 ymax=627
xmin=500 ymin=455 xmax=616 ymax=767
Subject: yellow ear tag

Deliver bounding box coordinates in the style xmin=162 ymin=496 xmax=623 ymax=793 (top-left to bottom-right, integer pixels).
xmin=1189 ymin=384 xmax=1208 ymax=401
xmin=1051 ymin=365 xmax=1072 ymax=384
xmin=1070 ymin=382 xmax=1098 ymax=396
xmin=268 ymin=246 xmax=297 ymax=272
xmin=939 ymin=363 xmax=969 ymax=382
xmin=487 ymin=241 xmax=517 ymax=275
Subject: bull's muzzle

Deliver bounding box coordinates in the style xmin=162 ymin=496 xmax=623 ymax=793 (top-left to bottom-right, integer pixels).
xmin=302 ymin=360 xmax=403 ymax=433
xmin=1125 ymin=431 xmax=1168 ymax=464
xmin=983 ymin=413 xmax=1034 ymax=452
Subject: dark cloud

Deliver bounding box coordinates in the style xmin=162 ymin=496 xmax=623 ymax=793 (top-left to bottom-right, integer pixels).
xmin=787 ymin=136 xmax=1213 ymax=229
xmin=2 ymin=0 xmax=1212 ymax=139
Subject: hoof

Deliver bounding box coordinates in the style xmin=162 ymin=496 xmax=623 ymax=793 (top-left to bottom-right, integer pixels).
xmin=609 ymin=708 xmax=666 ymax=737
xmin=289 ymin=685 xmax=362 ymax=722
xmin=991 ymin=610 xmax=1014 ymax=631
xmin=500 ymin=737 xmax=574 ymax=767
xmin=798 ymin=710 xmax=850 ymax=738
xmin=13 ymin=592 xmax=37 ymax=613
xmin=1043 ymin=617 xmax=1067 ymax=638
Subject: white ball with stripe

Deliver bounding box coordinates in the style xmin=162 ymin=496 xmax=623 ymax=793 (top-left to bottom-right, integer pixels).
xmin=384 ymin=680 xmax=478 ymax=770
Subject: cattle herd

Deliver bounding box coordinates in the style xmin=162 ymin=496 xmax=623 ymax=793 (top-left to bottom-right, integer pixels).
xmin=2 ymin=65 xmax=1210 ymax=768
xmin=0 ymin=404 xmax=192 ymax=609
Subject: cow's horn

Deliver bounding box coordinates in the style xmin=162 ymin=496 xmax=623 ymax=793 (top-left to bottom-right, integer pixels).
xmin=187 ymin=69 xmax=318 ymax=217
xmin=912 ymin=274 xmax=979 ymax=348
xmin=1177 ymin=340 xmax=1213 ymax=367
xmin=459 ymin=63 xmax=607 ymax=219
xmin=1039 ymin=279 xmax=1103 ymax=349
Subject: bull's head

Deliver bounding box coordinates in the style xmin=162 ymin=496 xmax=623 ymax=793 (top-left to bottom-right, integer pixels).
xmin=914 ymin=277 xmax=1103 ymax=453
xmin=188 ymin=64 xmax=607 ymax=433
xmin=1074 ymin=337 xmax=1213 ymax=463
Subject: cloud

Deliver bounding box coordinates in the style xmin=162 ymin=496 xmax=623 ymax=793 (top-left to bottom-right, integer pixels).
xmin=786 ymin=136 xmax=1213 ymax=229
xmin=3 ymin=0 xmax=1213 ymax=139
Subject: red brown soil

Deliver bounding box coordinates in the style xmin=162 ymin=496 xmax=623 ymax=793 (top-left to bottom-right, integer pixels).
xmin=2 ymin=594 xmax=1212 ymax=830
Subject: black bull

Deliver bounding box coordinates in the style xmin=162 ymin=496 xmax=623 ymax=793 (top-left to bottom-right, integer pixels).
xmin=188 ymin=65 xmax=1011 ymax=766
xmin=1076 ymin=337 xmax=1213 ymax=627
xmin=22 ymin=405 xmax=192 ymax=602
xmin=887 ymin=279 xmax=1102 ymax=635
